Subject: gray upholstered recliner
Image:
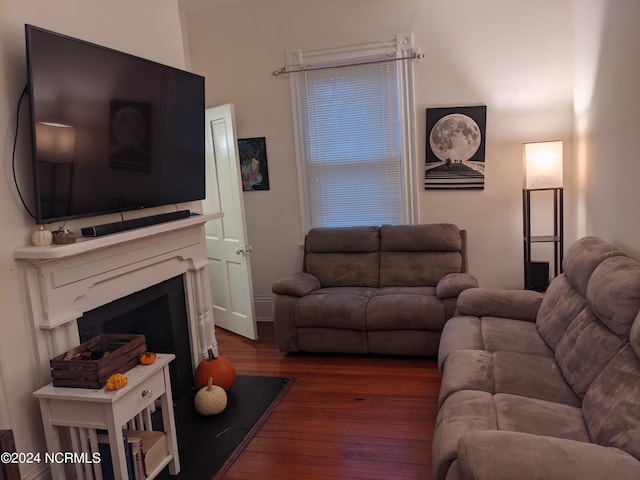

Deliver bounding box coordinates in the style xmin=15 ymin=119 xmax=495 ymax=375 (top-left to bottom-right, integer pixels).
xmin=433 ymin=236 xmax=640 ymax=480
xmin=271 ymin=223 xmax=478 ymax=356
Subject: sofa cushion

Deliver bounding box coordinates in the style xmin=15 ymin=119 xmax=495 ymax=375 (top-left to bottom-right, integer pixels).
xmin=438 ymin=350 xmax=494 ymax=405
xmin=550 ymin=253 xmax=640 ymax=401
xmin=455 ymin=288 xmax=543 ymax=322
xmin=304 ymin=226 xmax=380 ymax=288
xmin=433 ymin=390 xmax=497 ymax=480
xmin=582 ymin=345 xmax=640 ymax=461
xmin=367 ymin=287 xmax=445 ymax=331
xmin=536 ymin=274 xmax=588 ymax=350
xmin=438 ymin=316 xmax=483 ymax=370
xmin=305 ymin=252 xmax=380 ymax=288
xmin=536 ymin=236 xmax=627 ymax=350
xmin=434 ymin=391 xmax=591 ymax=480
xmin=305 ymin=225 xmax=380 ymax=252
xmin=436 ymin=273 xmax=479 ymax=299
xmin=452 ymin=431 xmax=640 ymax=480
xmin=439 ymin=349 xmax=579 ymax=408
xmin=587 ymin=255 xmax=640 ymax=338
xmin=555 ymin=307 xmax=625 ymax=399
xmin=438 ymin=315 xmax=553 ymax=371
xmin=481 ymin=317 xmax=553 ymax=357
xmin=493 ymin=393 xmax=590 ymax=442
xmin=380 ymin=251 xmax=462 ymax=287
xmin=271 ymin=272 xmax=321 ymax=296
xmin=295 ymin=287 xmax=375 ymax=330
xmin=492 ymin=351 xmax=580 ymax=406
xmin=562 ymin=235 xmax=625 ymax=295
xmin=380 ymin=223 xmax=462 ymax=251
xmin=379 ymin=223 xmax=463 ymax=287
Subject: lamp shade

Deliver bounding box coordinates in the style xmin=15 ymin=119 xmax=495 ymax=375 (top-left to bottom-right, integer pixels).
xmin=523 ymin=141 xmax=563 ymax=189
xmin=36 ymin=122 xmax=75 ymax=160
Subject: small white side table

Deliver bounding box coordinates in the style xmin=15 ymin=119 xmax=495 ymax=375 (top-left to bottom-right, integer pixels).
xmin=33 ymin=353 xmax=180 ymax=480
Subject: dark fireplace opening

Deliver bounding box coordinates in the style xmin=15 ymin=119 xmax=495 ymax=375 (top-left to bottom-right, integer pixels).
xmin=77 ymin=276 xmax=194 ymax=400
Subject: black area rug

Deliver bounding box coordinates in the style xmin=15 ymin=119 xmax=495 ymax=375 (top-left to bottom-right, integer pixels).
xmin=155 ymin=375 xmax=293 ymax=480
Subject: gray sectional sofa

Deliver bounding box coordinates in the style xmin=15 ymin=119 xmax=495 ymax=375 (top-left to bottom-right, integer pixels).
xmin=434 ymin=236 xmax=640 ymax=480
xmin=272 ymin=223 xmax=478 ymax=356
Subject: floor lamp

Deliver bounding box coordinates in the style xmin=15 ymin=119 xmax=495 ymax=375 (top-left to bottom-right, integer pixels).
xmin=522 ymin=141 xmax=563 ymax=291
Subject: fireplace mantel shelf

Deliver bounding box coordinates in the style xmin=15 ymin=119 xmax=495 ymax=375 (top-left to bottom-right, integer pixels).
xmin=14 ymin=212 xmax=223 ymax=261
xmin=14 ymin=211 xmax=223 ymax=386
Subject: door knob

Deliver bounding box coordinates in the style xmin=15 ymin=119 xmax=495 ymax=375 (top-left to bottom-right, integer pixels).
xmin=235 ymin=245 xmax=253 ymax=256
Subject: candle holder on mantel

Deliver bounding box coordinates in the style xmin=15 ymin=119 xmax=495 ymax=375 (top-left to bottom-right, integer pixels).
xmin=52 ymin=226 xmax=76 ymax=244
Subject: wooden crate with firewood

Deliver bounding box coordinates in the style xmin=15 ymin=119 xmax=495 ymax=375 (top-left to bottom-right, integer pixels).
xmin=50 ymin=334 xmax=147 ymax=388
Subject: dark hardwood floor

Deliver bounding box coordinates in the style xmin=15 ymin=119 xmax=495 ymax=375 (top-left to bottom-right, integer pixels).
xmin=214 ymin=322 xmax=441 ymax=480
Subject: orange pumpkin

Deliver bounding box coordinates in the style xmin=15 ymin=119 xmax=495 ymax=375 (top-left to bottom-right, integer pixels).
xmin=139 ymin=351 xmax=157 ymax=365
xmin=194 ymin=348 xmax=236 ymax=391
xmin=105 ymin=373 xmax=128 ymax=390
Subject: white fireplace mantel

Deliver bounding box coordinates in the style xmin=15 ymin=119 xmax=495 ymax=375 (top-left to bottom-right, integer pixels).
xmin=13 ymin=213 xmax=222 ymax=386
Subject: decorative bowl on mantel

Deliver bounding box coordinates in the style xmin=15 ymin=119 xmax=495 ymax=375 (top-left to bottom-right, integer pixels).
xmin=52 ymin=227 xmax=77 ymax=244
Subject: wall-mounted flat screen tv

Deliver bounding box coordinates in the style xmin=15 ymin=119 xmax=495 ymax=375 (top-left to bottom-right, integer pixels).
xmin=25 ymin=24 xmax=205 ymax=224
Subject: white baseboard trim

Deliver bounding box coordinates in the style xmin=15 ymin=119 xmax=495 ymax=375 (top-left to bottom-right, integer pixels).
xmin=254 ymin=295 xmax=273 ymax=322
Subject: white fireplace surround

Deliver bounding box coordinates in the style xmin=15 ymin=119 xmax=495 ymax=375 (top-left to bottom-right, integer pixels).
xmin=13 ymin=213 xmax=222 ymax=386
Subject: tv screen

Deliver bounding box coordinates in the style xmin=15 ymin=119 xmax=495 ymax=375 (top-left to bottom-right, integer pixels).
xmin=25 ymin=24 xmax=205 ymax=224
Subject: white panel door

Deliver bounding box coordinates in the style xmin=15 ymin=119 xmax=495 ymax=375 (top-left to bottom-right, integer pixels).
xmin=202 ymin=104 xmax=257 ymax=340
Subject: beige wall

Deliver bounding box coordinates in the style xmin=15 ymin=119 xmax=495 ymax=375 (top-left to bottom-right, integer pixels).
xmin=573 ymin=0 xmax=640 ymax=259
xmin=183 ymin=0 xmax=575 ymax=296
xmin=0 ymin=1 xmax=186 ymax=477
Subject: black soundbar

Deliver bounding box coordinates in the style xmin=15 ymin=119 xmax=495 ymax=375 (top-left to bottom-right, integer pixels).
xmin=81 ymin=209 xmax=191 ymax=237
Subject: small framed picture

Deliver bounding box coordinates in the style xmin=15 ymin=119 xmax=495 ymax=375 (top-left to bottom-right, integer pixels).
xmin=238 ymin=137 xmax=270 ymax=191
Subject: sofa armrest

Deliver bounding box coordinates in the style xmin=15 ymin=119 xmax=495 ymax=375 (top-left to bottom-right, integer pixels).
xmin=272 ymin=272 xmax=321 ymax=297
xmin=436 ymin=273 xmax=479 ymax=299
xmin=453 ymin=430 xmax=640 ymax=480
xmin=454 ymin=287 xmax=543 ymax=322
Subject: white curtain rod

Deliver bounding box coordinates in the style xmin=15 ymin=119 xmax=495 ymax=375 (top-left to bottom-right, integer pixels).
xmin=272 ymin=51 xmax=424 ymax=77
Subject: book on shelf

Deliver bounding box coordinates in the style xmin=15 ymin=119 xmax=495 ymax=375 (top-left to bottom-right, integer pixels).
xmin=123 ymin=429 xmax=169 ymax=477
xmin=96 ymin=433 xmax=134 ymax=480
xmin=126 ymin=434 xmax=145 ymax=480
xmin=93 ymin=429 xmax=169 ymax=479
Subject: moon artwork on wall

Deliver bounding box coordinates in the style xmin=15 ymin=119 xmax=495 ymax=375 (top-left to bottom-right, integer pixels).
xmin=425 ymin=105 xmax=486 ymax=190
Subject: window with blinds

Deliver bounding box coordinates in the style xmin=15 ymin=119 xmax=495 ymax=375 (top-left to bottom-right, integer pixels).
xmin=288 ymin=34 xmax=419 ymax=232
xmin=297 ymin=62 xmax=404 ymax=228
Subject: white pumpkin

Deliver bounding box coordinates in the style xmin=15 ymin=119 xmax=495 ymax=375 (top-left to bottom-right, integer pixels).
xmin=32 ymin=225 xmax=53 ymax=246
xmin=194 ymin=378 xmax=227 ymax=416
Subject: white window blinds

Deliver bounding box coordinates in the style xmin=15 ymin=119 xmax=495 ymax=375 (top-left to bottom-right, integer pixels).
xmin=296 ymin=61 xmax=404 ymax=228
xmin=288 ymin=34 xmax=419 ymax=231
